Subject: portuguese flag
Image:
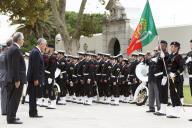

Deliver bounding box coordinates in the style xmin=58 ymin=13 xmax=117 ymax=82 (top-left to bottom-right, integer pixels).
xmin=127 ymin=0 xmax=157 ymax=55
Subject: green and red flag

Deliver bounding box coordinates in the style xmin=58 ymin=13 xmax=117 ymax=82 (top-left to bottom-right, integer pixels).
xmin=127 ymin=0 xmax=157 ymax=55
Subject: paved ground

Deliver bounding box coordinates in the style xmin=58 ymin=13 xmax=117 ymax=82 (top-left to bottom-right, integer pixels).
xmin=1 ymin=101 xmax=192 ymax=128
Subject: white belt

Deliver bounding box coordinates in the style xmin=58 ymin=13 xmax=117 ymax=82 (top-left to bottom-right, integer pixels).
xmin=45 ymin=70 xmax=51 ymax=74
xmin=189 ymin=75 xmax=192 ymax=78
xmin=61 ymin=71 xmax=66 ymax=74
xmin=154 ymin=72 xmax=163 ymax=77
xmin=73 ymin=75 xmax=77 ymax=78
xmin=180 ymin=73 xmax=183 ymax=75
xmin=96 ymin=74 xmax=101 ymax=76
xmin=120 ymin=75 xmax=124 ymax=77
xmin=102 ymin=74 xmax=106 ymax=76
xmin=111 ymin=76 xmax=115 ymax=78
xmin=78 ymin=75 xmax=81 ymax=77
xmin=84 ymin=73 xmax=89 ymax=75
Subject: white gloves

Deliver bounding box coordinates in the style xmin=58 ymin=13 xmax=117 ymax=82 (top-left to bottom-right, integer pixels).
xmin=161 ymin=76 xmax=167 ymax=86
xmin=186 ymin=57 xmax=192 ymax=64
xmin=87 ymin=79 xmax=91 ymax=84
xmin=48 ymin=78 xmax=53 ymax=84
xmin=151 ymin=57 xmax=158 ymax=63
xmin=169 ymin=72 xmax=175 ymax=78
xmin=70 ymin=81 xmax=73 ymax=87
xmin=160 ymin=51 xmax=165 ymax=58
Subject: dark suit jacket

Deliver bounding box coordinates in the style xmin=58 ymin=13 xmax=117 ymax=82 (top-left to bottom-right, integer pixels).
xmin=6 ymin=43 xmax=27 ymax=84
xmin=27 ymin=47 xmax=44 ymax=84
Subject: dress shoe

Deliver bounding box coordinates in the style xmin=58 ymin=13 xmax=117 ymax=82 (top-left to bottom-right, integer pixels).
xmin=7 ymin=120 xmax=23 ymax=124
xmin=166 ymin=115 xmax=179 ymax=118
xmin=14 ymin=117 xmax=20 ymax=121
xmin=154 ymin=112 xmax=166 ymax=116
xmin=146 ymin=110 xmax=155 ymax=113
xmin=188 ymin=119 xmax=192 ymax=121
xmin=30 ymin=114 xmax=43 ymax=118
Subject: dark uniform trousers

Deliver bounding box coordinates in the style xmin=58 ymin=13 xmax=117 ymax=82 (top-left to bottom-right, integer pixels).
xmin=159 ymin=82 xmax=168 ymax=104
xmin=189 ymin=77 xmax=192 ymax=96
xmin=6 ymin=82 xmax=23 ymax=122
xmin=169 ymin=76 xmax=182 ymax=106
xmin=56 ymin=74 xmax=68 ymax=98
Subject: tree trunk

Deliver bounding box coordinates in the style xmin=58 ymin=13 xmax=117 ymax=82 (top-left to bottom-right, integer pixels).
xmin=50 ymin=0 xmax=87 ymax=55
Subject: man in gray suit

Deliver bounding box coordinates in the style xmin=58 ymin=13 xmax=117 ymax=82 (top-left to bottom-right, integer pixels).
xmin=0 ymin=38 xmax=12 ymax=115
xmin=0 ymin=44 xmax=8 ymax=115
xmin=6 ymin=32 xmax=26 ymax=124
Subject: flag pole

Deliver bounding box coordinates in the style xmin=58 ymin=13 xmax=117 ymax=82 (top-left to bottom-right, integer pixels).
xmin=157 ymin=35 xmax=185 ymax=112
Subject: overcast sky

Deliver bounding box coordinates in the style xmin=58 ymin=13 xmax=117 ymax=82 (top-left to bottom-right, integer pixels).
xmin=1 ymin=0 xmax=192 ymax=43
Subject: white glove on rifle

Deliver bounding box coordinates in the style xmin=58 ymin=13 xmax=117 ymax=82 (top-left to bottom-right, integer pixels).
xmin=70 ymin=81 xmax=73 ymax=87
xmin=151 ymin=57 xmax=158 ymax=63
xmin=160 ymin=51 xmax=165 ymax=58
xmin=186 ymin=57 xmax=192 ymax=64
xmin=169 ymin=72 xmax=175 ymax=78
xmin=48 ymin=78 xmax=53 ymax=84
xmin=161 ymin=76 xmax=167 ymax=86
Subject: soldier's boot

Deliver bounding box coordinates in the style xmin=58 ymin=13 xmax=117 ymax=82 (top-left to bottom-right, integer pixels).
xmin=47 ymin=100 xmax=57 ymax=109
xmin=37 ymin=98 xmax=43 ymax=107
xmin=119 ymin=95 xmax=124 ymax=102
xmin=25 ymin=95 xmax=29 ymax=103
xmin=99 ymin=97 xmax=105 ymax=104
xmin=42 ymin=98 xmax=49 ymax=107
xmin=87 ymin=97 xmax=93 ymax=105
xmin=105 ymin=97 xmax=111 ymax=104
xmin=113 ymin=97 xmax=119 ymax=106
xmin=72 ymin=95 xmax=77 ymax=103
xmin=154 ymin=104 xmax=167 ymax=116
xmin=128 ymin=95 xmax=134 ymax=103
xmin=180 ymin=98 xmax=184 ymax=105
xmin=166 ymin=106 xmax=180 ymax=118
xmin=123 ymin=97 xmax=130 ymax=103
xmin=57 ymin=97 xmax=67 ymax=105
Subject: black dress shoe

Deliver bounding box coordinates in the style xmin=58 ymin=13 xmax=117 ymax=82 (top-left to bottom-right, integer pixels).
xmin=154 ymin=112 xmax=166 ymax=116
xmin=30 ymin=115 xmax=43 ymax=118
xmin=166 ymin=115 xmax=179 ymax=118
xmin=146 ymin=110 xmax=155 ymax=113
xmin=14 ymin=117 xmax=20 ymax=121
xmin=7 ymin=120 xmax=23 ymax=124
xmin=188 ymin=119 xmax=192 ymax=121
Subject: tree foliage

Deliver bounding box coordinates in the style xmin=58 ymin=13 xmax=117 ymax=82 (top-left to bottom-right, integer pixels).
xmin=0 ymin=0 xmax=104 ymax=53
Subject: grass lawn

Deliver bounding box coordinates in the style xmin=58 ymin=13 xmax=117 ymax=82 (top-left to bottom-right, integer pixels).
xmin=184 ymin=86 xmax=192 ymax=104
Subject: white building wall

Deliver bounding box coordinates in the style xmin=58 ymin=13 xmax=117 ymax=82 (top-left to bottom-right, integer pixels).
xmin=143 ymin=25 xmax=192 ymax=54
xmin=79 ymin=34 xmax=103 ymax=53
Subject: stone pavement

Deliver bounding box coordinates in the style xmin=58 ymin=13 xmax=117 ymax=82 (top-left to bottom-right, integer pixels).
xmin=0 ymin=101 xmax=192 ymax=128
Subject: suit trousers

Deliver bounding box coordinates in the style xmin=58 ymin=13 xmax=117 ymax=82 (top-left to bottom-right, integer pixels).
xmin=6 ymin=82 xmax=23 ymax=122
xmin=28 ymin=82 xmax=38 ymax=116
xmin=1 ymin=81 xmax=7 ymax=115
xmin=148 ymin=80 xmax=160 ymax=111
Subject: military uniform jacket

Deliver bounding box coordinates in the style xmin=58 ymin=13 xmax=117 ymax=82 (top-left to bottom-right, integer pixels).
xmin=67 ymin=62 xmax=75 ymax=82
xmin=101 ymin=60 xmax=112 ymax=81
xmin=111 ymin=63 xmax=121 ymax=83
xmin=148 ymin=53 xmax=164 ymax=82
xmin=167 ymin=53 xmax=184 ymax=82
xmin=57 ymin=57 xmax=68 ymax=80
xmin=128 ymin=60 xmax=139 ymax=83
xmin=186 ymin=51 xmax=192 ymax=74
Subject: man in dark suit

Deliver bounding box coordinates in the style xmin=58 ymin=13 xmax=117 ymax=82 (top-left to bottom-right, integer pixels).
xmin=6 ymin=32 xmax=26 ymax=124
xmin=27 ymin=38 xmax=47 ymax=118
